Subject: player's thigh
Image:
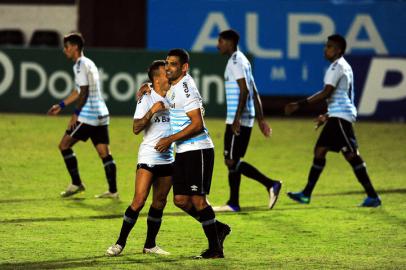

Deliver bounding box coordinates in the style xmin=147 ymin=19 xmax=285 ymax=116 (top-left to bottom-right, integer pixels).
xmin=59 ymin=133 xmax=79 ymax=150
xmin=94 ymin=143 xmax=110 ymax=158
xmin=152 ymin=176 xmax=172 ymax=207
xmin=91 ymin=125 xmax=111 ymax=157
xmin=223 ymin=124 xmax=251 ymax=161
xmin=133 ymin=168 xmax=155 ymax=202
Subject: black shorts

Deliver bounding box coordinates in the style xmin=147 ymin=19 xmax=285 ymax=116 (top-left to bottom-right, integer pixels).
xmin=316 ymin=117 xmax=358 ymax=153
xmin=172 ymin=148 xmax=214 ymax=195
xmin=137 ymin=163 xmax=174 ymax=178
xmin=66 ymin=122 xmax=110 ymax=146
xmin=224 ymin=124 xmax=252 ymax=161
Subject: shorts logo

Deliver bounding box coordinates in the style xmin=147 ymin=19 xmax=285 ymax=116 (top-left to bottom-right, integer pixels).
xmin=224 ymin=150 xmax=229 ymax=156
xmin=190 ymin=185 xmax=198 ymax=191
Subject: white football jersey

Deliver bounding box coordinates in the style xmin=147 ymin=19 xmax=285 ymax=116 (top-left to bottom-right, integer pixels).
xmin=134 ymin=90 xmax=174 ymax=165
xmin=73 ymin=56 xmax=109 ymax=126
xmin=324 ymin=56 xmax=357 ymax=123
xmin=166 ymin=73 xmax=214 ymax=153
xmin=224 ymin=51 xmax=255 ymax=127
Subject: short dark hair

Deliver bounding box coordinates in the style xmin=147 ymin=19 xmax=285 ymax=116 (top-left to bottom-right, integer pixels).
xmin=328 ymin=34 xmax=346 ymax=55
xmin=63 ymin=32 xmax=85 ymax=51
xmin=167 ymin=48 xmax=189 ymax=65
xmin=147 ymin=60 xmax=166 ymax=82
xmin=219 ymin=29 xmax=240 ymax=45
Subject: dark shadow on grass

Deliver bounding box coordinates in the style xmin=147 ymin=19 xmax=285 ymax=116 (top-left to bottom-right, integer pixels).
xmin=316 ymin=188 xmax=406 ymax=197
xmin=0 ymin=254 xmax=183 ymax=270
xmin=0 ymin=210 xmax=201 ymax=224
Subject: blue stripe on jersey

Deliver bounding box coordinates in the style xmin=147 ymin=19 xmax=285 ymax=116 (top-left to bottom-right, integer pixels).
xmin=176 ymin=133 xmax=209 ymax=146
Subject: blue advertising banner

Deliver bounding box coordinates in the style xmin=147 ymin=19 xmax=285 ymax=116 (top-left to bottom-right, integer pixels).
xmin=147 ymin=0 xmax=406 ymax=97
xmin=348 ymin=56 xmax=406 ymax=122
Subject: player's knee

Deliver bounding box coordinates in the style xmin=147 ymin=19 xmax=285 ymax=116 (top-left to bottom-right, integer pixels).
xmin=131 ymin=196 xmax=147 ymax=211
xmin=314 ymin=147 xmax=327 ymax=159
xmin=152 ymin=196 xmax=167 ymax=209
xmin=346 ymin=153 xmax=364 ymax=166
xmin=173 ymin=196 xmax=188 ymax=210
xmin=191 ymin=196 xmax=208 ymax=210
xmin=225 ymin=159 xmax=238 ymax=171
xmin=58 ymin=142 xmax=69 ymax=151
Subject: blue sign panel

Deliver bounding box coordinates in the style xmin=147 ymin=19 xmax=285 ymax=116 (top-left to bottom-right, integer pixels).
xmin=147 ymin=0 xmax=406 ymax=96
xmin=348 ymin=56 xmax=406 ymax=122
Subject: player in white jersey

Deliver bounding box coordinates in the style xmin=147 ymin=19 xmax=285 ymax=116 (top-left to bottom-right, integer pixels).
xmin=106 ymin=60 xmax=173 ymax=257
xmin=47 ymin=33 xmax=118 ymax=198
xmin=285 ymin=34 xmax=381 ymax=207
xmin=213 ymin=29 xmax=282 ymax=213
xmin=153 ymin=49 xmax=230 ymax=259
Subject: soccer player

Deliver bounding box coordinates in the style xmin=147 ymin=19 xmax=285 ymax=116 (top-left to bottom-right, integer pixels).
xmin=213 ymin=29 xmax=282 ymax=212
xmin=154 ymin=48 xmax=229 ymax=259
xmin=106 ymin=60 xmax=173 ymax=256
xmin=47 ymin=32 xmax=118 ymax=198
xmin=284 ymin=34 xmax=381 ymax=207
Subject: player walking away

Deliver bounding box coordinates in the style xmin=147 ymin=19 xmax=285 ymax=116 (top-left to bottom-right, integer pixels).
xmin=47 ymin=32 xmax=118 ymax=199
xmin=106 ymin=60 xmax=173 ymax=256
xmin=154 ymin=49 xmax=230 ymax=259
xmin=284 ymin=34 xmax=381 ymax=207
xmin=213 ymin=29 xmax=282 ymax=212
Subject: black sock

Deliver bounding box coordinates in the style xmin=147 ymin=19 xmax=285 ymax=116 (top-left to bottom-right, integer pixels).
xmin=183 ymin=206 xmax=201 ymax=222
xmin=144 ymin=206 xmax=163 ymax=249
xmin=198 ymin=206 xmax=221 ymax=251
xmin=239 ymin=161 xmax=276 ymax=189
xmin=302 ymin=158 xmax=326 ymax=197
xmin=350 ymin=157 xmax=378 ymax=198
xmin=61 ymin=149 xmax=81 ymax=186
xmin=116 ymin=206 xmax=139 ymax=247
xmin=227 ymin=170 xmax=241 ymax=207
xmin=103 ymin=155 xmax=117 ymax=193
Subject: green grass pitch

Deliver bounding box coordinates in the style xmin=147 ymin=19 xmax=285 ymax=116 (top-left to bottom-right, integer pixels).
xmin=0 ymin=113 xmax=405 ymax=269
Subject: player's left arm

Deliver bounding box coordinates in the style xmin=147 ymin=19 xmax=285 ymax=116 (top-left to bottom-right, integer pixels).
xmin=284 ymin=84 xmax=335 ymax=115
xmin=67 ymin=85 xmax=89 ymax=129
xmin=252 ymin=81 xmax=271 ymax=137
xmin=155 ymin=108 xmax=203 ymax=153
xmin=233 ymin=78 xmax=249 ymax=135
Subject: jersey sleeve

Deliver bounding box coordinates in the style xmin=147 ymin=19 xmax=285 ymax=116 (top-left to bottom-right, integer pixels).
xmin=133 ymin=95 xmax=150 ymax=119
xmin=182 ymin=79 xmax=202 ymax=113
xmin=229 ymin=56 xmax=245 ymax=80
xmin=324 ymin=64 xmax=343 ymax=87
xmin=74 ymin=62 xmax=89 ymax=92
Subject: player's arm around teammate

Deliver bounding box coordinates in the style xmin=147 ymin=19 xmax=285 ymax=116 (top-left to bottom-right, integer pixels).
xmin=106 ymin=60 xmax=173 ymax=257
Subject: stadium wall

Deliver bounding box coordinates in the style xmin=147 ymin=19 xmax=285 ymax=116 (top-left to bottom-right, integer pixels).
xmin=0 ymin=48 xmax=226 ymax=117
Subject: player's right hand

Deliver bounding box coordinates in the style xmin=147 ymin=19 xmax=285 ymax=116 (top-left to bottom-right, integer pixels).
xmin=284 ymin=102 xmax=299 ymax=115
xmin=136 ymin=83 xmax=152 ymax=101
xmin=314 ymin=114 xmax=328 ymax=130
xmin=151 ymin=101 xmax=166 ymax=114
xmin=47 ymin=104 xmax=61 ymax=115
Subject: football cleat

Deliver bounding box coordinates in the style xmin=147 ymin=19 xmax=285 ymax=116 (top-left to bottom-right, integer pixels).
xmin=143 ymin=246 xmax=170 ymax=255
xmin=212 ymin=204 xmax=240 ymax=212
xmin=359 ymin=196 xmax=382 ymax=207
xmin=194 ymin=249 xmax=224 ymax=259
xmin=217 ymin=222 xmax=231 ymax=248
xmin=106 ymin=244 xmax=123 ymax=256
xmin=60 ymin=183 xmax=85 ymax=197
xmin=287 ymin=191 xmax=310 ymax=204
xmin=95 ymin=191 xmax=119 ymax=199
xmin=269 ymin=181 xmax=283 ymax=209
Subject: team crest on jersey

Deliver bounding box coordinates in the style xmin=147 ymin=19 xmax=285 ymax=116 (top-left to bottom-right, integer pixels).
xmin=183 ymin=82 xmax=190 ymax=98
